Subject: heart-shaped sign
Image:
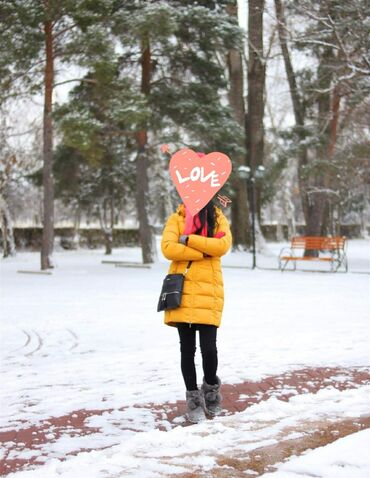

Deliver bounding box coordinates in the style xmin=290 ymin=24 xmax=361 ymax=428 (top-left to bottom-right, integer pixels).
xmin=169 ymin=148 xmax=232 ymax=216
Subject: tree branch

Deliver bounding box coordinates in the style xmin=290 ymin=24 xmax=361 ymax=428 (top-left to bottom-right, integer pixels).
xmin=53 ymin=78 xmax=98 ymax=88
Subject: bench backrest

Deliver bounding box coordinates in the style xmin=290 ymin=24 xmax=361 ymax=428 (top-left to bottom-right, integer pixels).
xmin=291 ymin=236 xmax=346 ymax=251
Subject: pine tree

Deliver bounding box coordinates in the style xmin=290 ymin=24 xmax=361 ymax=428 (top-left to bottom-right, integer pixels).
xmin=0 ymin=0 xmax=114 ymax=268
xmin=111 ymin=1 xmax=244 ymax=260
xmin=53 ymin=57 xmax=144 ymax=254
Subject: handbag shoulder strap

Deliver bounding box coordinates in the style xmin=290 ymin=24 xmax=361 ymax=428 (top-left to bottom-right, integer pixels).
xmin=184 ymin=261 xmax=192 ymax=275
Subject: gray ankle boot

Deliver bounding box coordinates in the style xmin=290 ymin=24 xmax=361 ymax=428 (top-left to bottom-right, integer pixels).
xmin=201 ymin=376 xmax=222 ymax=416
xmin=185 ymin=389 xmax=206 ymax=423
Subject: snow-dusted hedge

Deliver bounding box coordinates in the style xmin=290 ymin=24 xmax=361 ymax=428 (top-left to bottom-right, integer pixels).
xmin=1 ymin=228 xmax=139 ymax=250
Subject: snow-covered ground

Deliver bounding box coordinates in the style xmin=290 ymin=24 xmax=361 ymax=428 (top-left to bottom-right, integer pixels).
xmin=263 ymin=427 xmax=370 ymax=478
xmin=3 ymin=386 xmax=370 ymax=477
xmin=1 ymin=238 xmax=369 ymax=477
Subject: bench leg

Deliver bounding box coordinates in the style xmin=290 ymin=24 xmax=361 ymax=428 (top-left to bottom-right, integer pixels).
xmin=279 ymin=258 xmax=295 ymax=272
xmin=333 ymin=253 xmax=348 ymax=272
xmin=278 ymin=258 xmax=287 ymax=272
xmin=278 ymin=256 xmax=288 ymax=271
xmin=339 ymin=254 xmax=348 ymax=273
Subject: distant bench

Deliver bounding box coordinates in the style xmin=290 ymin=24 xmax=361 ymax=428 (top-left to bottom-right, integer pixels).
xmin=278 ymin=236 xmax=348 ymax=272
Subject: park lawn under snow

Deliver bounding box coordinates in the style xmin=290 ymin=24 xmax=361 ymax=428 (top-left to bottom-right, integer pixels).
xmin=0 ymin=238 xmax=369 ymax=477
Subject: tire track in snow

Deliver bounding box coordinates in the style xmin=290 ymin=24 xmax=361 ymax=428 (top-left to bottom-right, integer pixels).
xmin=4 ymin=330 xmax=31 ymax=358
xmin=24 ymin=330 xmax=43 ymax=357
xmin=66 ymin=328 xmax=79 ymax=351
xmin=3 ymin=328 xmax=80 ymax=360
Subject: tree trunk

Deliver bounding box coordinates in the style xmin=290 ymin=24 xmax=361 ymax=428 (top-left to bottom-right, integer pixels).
xmin=322 ymin=84 xmax=341 ymax=235
xmin=247 ymin=0 xmax=265 ymax=221
xmin=282 ymin=165 xmax=297 ymax=238
xmin=311 ymin=44 xmax=335 ymax=237
xmin=327 ymin=85 xmax=341 ymax=162
xmin=162 ymin=156 xmax=175 ymax=222
xmin=227 ymin=54 xmax=250 ymax=248
xmin=73 ymin=207 xmax=81 ymax=249
xmin=136 ymin=34 xmax=155 ymax=264
xmin=230 ymin=177 xmax=250 ymax=249
xmin=103 ymin=232 xmax=112 ymax=255
xmin=305 ymin=198 xmax=326 ymax=236
xmin=98 ymin=200 xmax=112 ymax=255
xmin=274 ymin=0 xmax=310 ymax=233
xmin=0 ymin=194 xmax=16 ymax=258
xmin=226 ymin=3 xmax=250 ymax=250
xmin=274 ymin=0 xmax=304 ymax=127
xmin=41 ymin=3 xmax=55 ymax=270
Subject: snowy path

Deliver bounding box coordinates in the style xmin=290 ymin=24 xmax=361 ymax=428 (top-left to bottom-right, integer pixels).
xmin=1 ymin=366 xmax=369 ymax=475
xmin=1 ymin=239 xmax=369 ymax=476
xmin=2 ymin=384 xmax=369 ymax=477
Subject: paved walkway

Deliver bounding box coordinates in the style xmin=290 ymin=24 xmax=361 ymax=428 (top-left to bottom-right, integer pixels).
xmin=1 ymin=366 xmax=369 ymax=476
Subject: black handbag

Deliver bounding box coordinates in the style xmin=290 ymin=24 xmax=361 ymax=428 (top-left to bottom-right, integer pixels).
xmin=157 ymin=261 xmax=192 ymax=312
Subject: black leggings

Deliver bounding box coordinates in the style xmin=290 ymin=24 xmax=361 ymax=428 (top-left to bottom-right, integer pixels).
xmin=177 ymin=323 xmax=218 ymax=391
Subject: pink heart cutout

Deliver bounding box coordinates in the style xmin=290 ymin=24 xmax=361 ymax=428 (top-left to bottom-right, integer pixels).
xmin=169 ymin=148 xmax=232 ymax=216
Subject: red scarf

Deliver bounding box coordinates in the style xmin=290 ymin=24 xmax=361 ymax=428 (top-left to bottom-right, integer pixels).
xmin=184 ymin=206 xmax=208 ymax=236
xmin=183 ymin=205 xmax=225 ymax=239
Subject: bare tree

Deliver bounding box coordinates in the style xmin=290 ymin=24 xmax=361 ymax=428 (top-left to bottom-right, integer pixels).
xmin=274 ymin=0 xmax=370 ymax=237
xmin=0 ymin=115 xmax=41 ymax=257
xmin=0 ymin=154 xmax=16 ymax=258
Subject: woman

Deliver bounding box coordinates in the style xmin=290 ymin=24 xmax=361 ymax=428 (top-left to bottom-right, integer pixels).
xmin=161 ymin=197 xmax=232 ymax=422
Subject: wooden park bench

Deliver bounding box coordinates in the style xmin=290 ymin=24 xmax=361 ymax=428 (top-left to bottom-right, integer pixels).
xmin=278 ymin=236 xmax=348 ymax=272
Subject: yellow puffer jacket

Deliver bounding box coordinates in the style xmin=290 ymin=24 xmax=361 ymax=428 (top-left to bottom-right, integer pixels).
xmin=161 ymin=203 xmax=232 ymax=327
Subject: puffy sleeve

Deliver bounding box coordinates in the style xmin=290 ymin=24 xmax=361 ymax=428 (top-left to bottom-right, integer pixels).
xmin=161 ymin=213 xmax=204 ymax=261
xmin=186 ymin=211 xmax=232 ymax=257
